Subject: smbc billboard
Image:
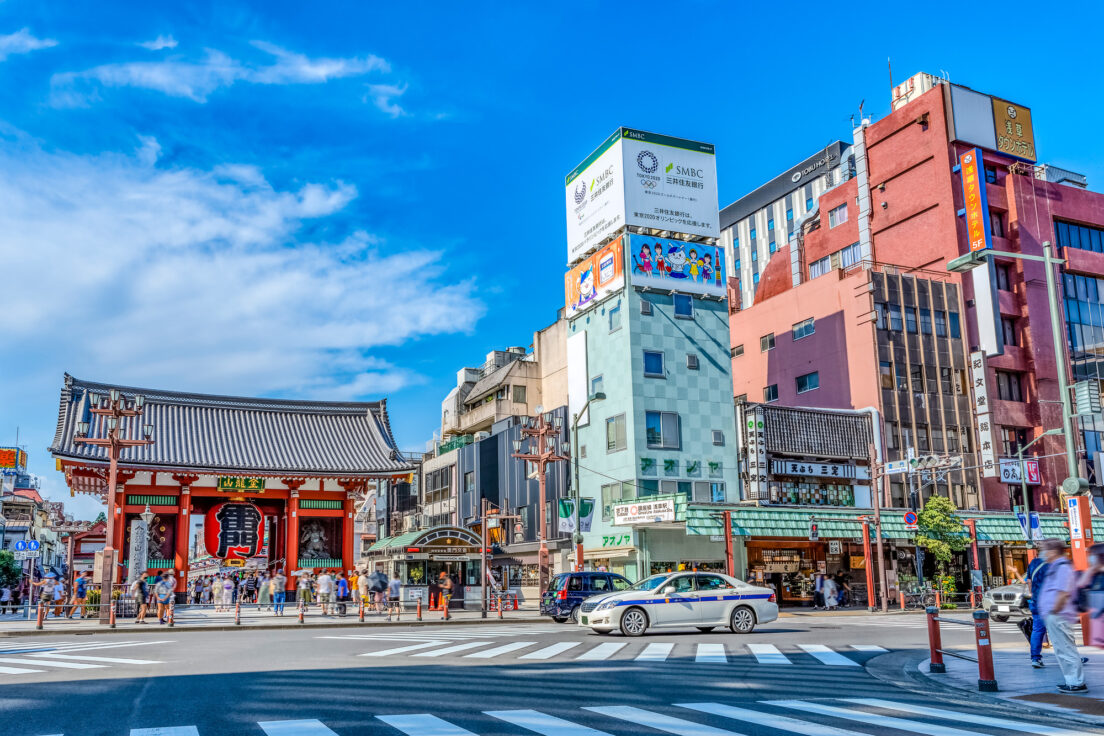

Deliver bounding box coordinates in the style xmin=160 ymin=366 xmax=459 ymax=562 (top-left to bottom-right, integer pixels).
xmin=565 ymin=127 xmax=719 ymax=265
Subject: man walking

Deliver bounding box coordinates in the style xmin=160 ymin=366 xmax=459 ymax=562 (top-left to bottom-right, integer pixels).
xmin=69 ymin=572 xmax=90 ymax=618
xmin=315 ymin=569 xmax=335 ymax=616
xmin=271 ymin=570 xmax=287 ymax=616
xmin=1037 ymin=539 xmax=1086 ymax=693
xmin=154 ymin=571 xmax=176 ymax=625
xmin=1026 ymin=553 xmax=1049 ymax=668
xmin=0 ymin=584 xmax=13 ymax=615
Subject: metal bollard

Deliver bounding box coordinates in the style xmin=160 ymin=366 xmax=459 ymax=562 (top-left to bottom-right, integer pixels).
xmin=974 ymin=610 xmax=998 ymax=692
xmin=109 ymin=601 xmax=117 ymax=629
xmin=35 ymin=601 xmax=45 ymax=630
xmin=168 ymin=601 xmax=175 ymax=628
xmin=899 ymin=589 xmax=905 ymax=610
xmin=935 ymin=588 xmax=942 ymax=608
xmin=497 ymin=595 xmax=503 ymax=620
xmin=235 ymin=599 xmax=241 ymax=626
xmin=926 ymin=606 xmax=945 ymax=673
xmin=359 ymin=601 xmax=365 ymax=623
xmin=416 ymin=598 xmax=422 ymax=621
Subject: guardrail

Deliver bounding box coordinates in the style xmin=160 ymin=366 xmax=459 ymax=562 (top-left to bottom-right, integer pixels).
xmin=926 ymin=605 xmax=997 ymax=691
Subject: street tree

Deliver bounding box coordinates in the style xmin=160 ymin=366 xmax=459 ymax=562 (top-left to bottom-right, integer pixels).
xmin=916 ymin=495 xmax=967 ymax=577
xmin=0 ymin=550 xmax=20 ymax=589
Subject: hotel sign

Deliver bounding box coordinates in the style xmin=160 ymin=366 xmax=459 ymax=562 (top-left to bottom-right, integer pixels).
xmin=992 ymin=99 xmax=1036 ymax=162
xmin=217 ymin=476 xmax=266 ymax=492
xmin=960 ymin=148 xmax=992 ymax=253
xmin=0 ymin=447 xmax=27 ymax=475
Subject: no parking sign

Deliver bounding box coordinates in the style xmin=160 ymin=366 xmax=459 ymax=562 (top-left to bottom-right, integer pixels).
xmin=904 ymin=511 xmax=918 ymax=531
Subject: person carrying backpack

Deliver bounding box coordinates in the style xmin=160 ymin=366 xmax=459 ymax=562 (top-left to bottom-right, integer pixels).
xmin=368 ymin=567 xmax=388 ymax=614
xmin=1078 ymin=543 xmax=1104 ymax=647
xmin=1026 ymin=553 xmax=1049 ymax=668
xmin=130 ymin=576 xmax=149 ymax=624
xmin=69 ymin=572 xmax=90 ymax=619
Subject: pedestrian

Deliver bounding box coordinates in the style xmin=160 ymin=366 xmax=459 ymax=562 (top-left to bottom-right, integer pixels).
xmin=357 ymin=567 xmax=371 ymax=610
xmin=221 ymin=575 xmax=234 ymax=612
xmin=369 ymin=566 xmax=388 ymax=613
xmin=245 ymin=573 xmax=258 ymax=604
xmin=298 ymin=573 xmax=313 ymax=608
xmin=192 ymin=578 xmax=203 ymax=605
xmin=32 ymin=574 xmax=56 ymax=617
xmin=336 ymin=572 xmax=349 ymax=617
xmin=812 ymin=574 xmax=825 ymax=610
xmin=271 ymin=571 xmax=287 ymax=616
xmin=823 ymin=575 xmax=839 ymax=611
xmin=316 ymin=569 xmax=335 ymax=616
xmin=0 ymin=584 xmax=12 ymax=615
xmin=835 ymin=573 xmax=852 ymax=608
xmin=439 ymin=571 xmax=454 ymax=611
xmin=201 ymin=576 xmax=212 ymax=605
xmin=1079 ymin=543 xmax=1104 ymax=647
xmin=387 ymin=571 xmax=402 ymax=619
xmin=258 ymin=572 xmax=272 ymax=610
xmin=129 ymin=575 xmax=149 ymax=624
xmin=1036 ymin=539 xmax=1086 ymax=692
xmin=69 ymin=572 xmax=90 ymax=618
xmin=1026 ymin=552 xmax=1049 ymax=668
xmin=154 ymin=572 xmax=176 ymax=625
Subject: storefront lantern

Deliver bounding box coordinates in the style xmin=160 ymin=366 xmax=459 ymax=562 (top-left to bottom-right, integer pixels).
xmin=204 ymin=502 xmax=264 ymax=561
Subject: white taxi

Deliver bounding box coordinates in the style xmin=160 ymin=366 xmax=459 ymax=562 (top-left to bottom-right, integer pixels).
xmin=578 ymin=571 xmax=777 ymax=636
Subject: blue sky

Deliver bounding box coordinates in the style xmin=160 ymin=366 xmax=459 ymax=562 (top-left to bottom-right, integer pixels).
xmin=3 ymin=1 xmax=1102 ymax=518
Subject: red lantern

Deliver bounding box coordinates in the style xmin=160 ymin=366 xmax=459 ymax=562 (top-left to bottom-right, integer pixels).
xmin=204 ymin=502 xmax=264 ymax=561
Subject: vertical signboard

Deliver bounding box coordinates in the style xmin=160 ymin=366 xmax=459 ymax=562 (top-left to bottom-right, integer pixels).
xmin=565 ymin=131 xmax=626 ymax=265
xmin=992 ymin=98 xmax=1036 ymax=162
xmin=126 ymin=517 xmax=149 ymax=584
xmin=960 ymin=148 xmax=992 ymax=253
xmin=970 ymin=351 xmax=998 ymax=477
xmin=564 ymin=237 xmax=625 ymax=317
xmin=742 ymin=406 xmax=769 ymax=500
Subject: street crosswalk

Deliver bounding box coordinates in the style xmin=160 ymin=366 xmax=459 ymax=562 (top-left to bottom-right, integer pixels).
xmin=342 ymin=636 xmax=889 ymax=666
xmin=816 ymin=615 xmax=1024 ymax=634
xmin=38 ymin=698 xmax=1089 ymax=735
xmin=0 ymin=639 xmax=170 ymax=676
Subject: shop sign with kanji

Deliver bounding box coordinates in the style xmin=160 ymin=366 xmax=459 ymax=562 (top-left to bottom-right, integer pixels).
xmin=217 ymin=476 xmax=266 ymax=492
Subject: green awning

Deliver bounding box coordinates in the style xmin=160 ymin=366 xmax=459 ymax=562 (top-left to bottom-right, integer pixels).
xmin=367 ymin=530 xmax=423 ymax=551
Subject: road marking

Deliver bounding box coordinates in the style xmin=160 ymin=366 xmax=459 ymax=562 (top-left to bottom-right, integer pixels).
xmin=695 ymin=643 xmax=727 ymax=663
xmin=747 ymin=644 xmax=791 ymax=664
xmin=377 ymin=714 xmax=478 ymax=735
xmin=411 ymin=642 xmax=492 ymax=657
xmin=0 ymin=665 xmax=44 ymax=674
xmin=57 ymin=640 xmax=174 ymax=652
xmin=797 ymin=645 xmax=858 ymax=666
xmin=519 ymin=642 xmax=581 ymax=660
xmin=0 ymin=657 xmax=103 ymax=669
xmin=845 ymin=699 xmax=1089 ymax=736
xmin=575 ymin=643 xmax=626 ymax=661
xmin=849 ymin=645 xmax=887 ymax=652
xmin=29 ymin=653 xmax=162 ymax=664
xmin=636 ymin=643 xmax=674 ymax=662
xmin=765 ymin=701 xmax=989 ymax=736
xmin=677 ymin=703 xmax=858 ymax=735
xmin=130 ymin=728 xmax=200 ymax=736
xmin=486 ymin=709 xmax=614 ymax=735
xmin=464 ymin=641 xmax=536 ymax=659
xmin=361 ymin=641 xmax=448 ymax=657
xmin=258 ymin=719 xmax=340 ymax=735
xmin=584 ymin=706 xmax=742 ymax=735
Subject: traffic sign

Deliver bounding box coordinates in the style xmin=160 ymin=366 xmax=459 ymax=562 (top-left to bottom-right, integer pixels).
xmin=903 ymin=511 xmax=918 ymax=531
xmin=884 ymin=460 xmax=910 ymax=476
xmin=13 ymin=550 xmax=40 ymax=560
xmin=13 ymin=540 xmax=39 ymax=552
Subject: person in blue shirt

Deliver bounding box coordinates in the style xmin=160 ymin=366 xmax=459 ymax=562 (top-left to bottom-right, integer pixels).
xmin=1026 ymin=554 xmax=1048 ymax=668
xmin=69 ymin=572 xmax=90 ymax=619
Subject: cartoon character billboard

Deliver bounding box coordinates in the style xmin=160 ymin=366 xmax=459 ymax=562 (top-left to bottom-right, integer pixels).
xmin=565 ymin=237 xmax=625 ymax=317
xmin=627 ymin=234 xmax=726 ymax=298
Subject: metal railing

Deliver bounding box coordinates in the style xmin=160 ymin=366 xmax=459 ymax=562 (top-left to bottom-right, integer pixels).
xmin=926 ymin=606 xmax=997 ymax=691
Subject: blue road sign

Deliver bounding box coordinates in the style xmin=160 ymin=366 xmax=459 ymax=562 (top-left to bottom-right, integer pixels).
xmin=27 ymin=540 xmax=39 ymax=551
xmin=14 ymin=540 xmax=26 ymax=551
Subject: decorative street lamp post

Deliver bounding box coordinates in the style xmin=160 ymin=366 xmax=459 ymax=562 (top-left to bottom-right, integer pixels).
xmin=511 ymin=408 xmax=567 ymax=594
xmin=73 ymin=389 xmax=154 ymax=624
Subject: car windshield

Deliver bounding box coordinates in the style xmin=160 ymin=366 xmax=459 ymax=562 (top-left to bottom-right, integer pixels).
xmin=629 ymin=574 xmax=671 ymax=591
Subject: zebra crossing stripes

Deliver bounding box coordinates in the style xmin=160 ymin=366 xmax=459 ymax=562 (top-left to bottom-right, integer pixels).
xmin=584 ymin=705 xmax=741 ymax=735
xmin=766 ymin=700 xmax=989 ymax=736
xmin=694 ymin=643 xmax=727 ymax=663
xmin=635 ymin=642 xmax=673 ymax=662
xmin=258 ymin=720 xmax=339 ymax=735
xmin=362 ymin=641 xmax=449 ymax=657
xmin=485 ymin=709 xmax=613 ymax=736
xmin=411 ymin=642 xmax=488 ymax=657
xmin=797 ymin=644 xmax=860 ymax=667
xmin=130 ymin=728 xmax=199 ymax=736
xmin=575 ymin=642 xmax=625 ymax=661
xmin=377 ymin=714 xmax=477 ymax=735
xmin=843 ymin=699 xmax=1088 ymax=736
xmin=849 ymin=644 xmax=887 ymax=652
xmin=0 ymin=639 xmax=169 ymax=676
xmin=518 ymin=641 xmax=581 ymax=659
xmin=747 ymin=644 xmax=791 ymax=664
xmin=676 ymin=702 xmax=858 ymax=735
xmin=464 ymin=641 xmax=536 ymax=658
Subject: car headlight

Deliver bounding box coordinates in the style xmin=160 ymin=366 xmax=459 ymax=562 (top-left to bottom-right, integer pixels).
xmin=596 ymin=600 xmax=617 ymax=611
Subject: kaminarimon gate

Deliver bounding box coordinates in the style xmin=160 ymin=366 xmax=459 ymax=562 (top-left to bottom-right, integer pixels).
xmin=49 ymin=374 xmax=412 ymax=597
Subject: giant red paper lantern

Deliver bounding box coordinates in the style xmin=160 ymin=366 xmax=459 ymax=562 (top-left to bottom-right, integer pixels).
xmin=205 ymin=502 xmax=264 ymax=561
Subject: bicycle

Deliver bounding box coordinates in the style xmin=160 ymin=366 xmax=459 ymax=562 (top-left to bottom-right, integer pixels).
xmin=903 ymin=589 xmax=936 ymax=609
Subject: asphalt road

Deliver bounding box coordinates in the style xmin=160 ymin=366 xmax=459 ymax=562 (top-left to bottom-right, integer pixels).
xmin=0 ymin=614 xmax=1093 ymax=735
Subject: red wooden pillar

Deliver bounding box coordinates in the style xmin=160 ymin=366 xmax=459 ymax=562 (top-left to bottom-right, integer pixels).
xmin=338 ymin=480 xmax=363 ymax=575
xmin=174 ymin=487 xmax=191 ymax=593
xmin=283 ymin=480 xmax=305 ymax=590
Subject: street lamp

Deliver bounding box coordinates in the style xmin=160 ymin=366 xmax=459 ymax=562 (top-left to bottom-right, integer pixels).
xmin=948 ymin=242 xmax=1086 ymax=496
xmin=571 ymin=391 xmax=606 ymax=571
xmin=511 ymin=410 xmax=568 ymax=593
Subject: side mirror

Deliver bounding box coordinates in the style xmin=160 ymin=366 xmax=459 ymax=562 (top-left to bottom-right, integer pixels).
xmin=662 ymin=586 xmax=676 ymax=595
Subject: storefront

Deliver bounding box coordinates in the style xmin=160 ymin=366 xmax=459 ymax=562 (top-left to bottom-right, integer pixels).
xmin=365 ymin=526 xmax=486 ymax=608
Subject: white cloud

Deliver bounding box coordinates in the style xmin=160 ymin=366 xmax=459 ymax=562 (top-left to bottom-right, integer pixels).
xmin=139 ymin=35 xmax=178 ymax=51
xmin=366 ymin=83 xmax=408 ymax=118
xmin=52 ymin=42 xmax=393 ymax=105
xmin=0 ymin=27 xmax=57 ymax=61
xmin=0 ymin=131 xmax=485 ymax=404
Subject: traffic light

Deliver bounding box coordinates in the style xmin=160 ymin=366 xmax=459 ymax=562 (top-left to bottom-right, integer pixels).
xmin=809 ymin=522 xmax=820 ymax=542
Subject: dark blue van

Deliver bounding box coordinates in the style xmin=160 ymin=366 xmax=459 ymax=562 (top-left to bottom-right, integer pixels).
xmin=540 ymin=571 xmax=632 ymax=623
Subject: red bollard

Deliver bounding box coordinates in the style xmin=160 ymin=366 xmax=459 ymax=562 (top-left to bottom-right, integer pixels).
xmin=899 ymin=588 xmax=905 ymax=610
xmin=298 ymin=601 xmax=305 ymax=624
xmin=512 ymin=594 xmax=518 ymax=611
xmin=926 ymin=606 xmax=945 ymax=673
xmin=416 ymin=598 xmax=422 ymax=621
xmin=35 ymin=601 xmax=45 ymax=630
xmin=235 ymin=599 xmax=241 ymax=626
xmin=443 ymin=598 xmax=450 ymax=621
xmin=109 ymin=601 xmax=117 ymax=629
xmin=935 ymin=588 xmax=942 ymax=608
xmin=974 ymin=610 xmax=998 ymax=691
xmin=358 ymin=601 xmax=365 ymax=623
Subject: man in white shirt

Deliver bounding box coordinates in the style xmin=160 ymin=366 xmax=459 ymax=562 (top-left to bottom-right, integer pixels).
xmin=315 ymin=570 xmax=335 ymax=616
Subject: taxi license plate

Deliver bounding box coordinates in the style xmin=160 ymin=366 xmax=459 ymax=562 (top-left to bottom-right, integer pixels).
xmin=581 ymin=616 xmax=588 ymax=625
xmin=997 ymin=605 xmax=1010 ymax=612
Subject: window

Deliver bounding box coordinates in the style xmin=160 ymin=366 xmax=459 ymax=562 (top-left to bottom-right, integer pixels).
xmin=875 ymin=303 xmax=886 ymax=329
xmin=608 ymin=303 xmax=622 ymax=332
xmin=1001 ymin=427 xmax=1030 ymax=457
xmin=989 ymin=210 xmax=1004 ymax=238
xmin=764 ymin=384 xmax=778 ymax=402
xmin=643 ymin=350 xmax=665 ymax=377
xmin=917 ymin=425 xmax=930 ymax=452
xmin=949 ymin=311 xmax=961 ymax=339
xmin=955 ymin=369 xmax=968 ymax=394
xmin=1001 ymin=317 xmax=1019 ymax=347
xmin=828 ymin=203 xmax=848 ymax=228
xmin=792 ymin=318 xmax=815 ymax=340
xmin=984 ymin=166 xmax=998 ymax=184
xmin=905 ymin=307 xmax=918 ymax=334
xmin=886 ymin=421 xmax=900 ymax=450
xmin=809 ymin=256 xmax=830 ymax=278
xmin=673 ymin=294 xmax=693 ymax=319
xmin=918 ymin=308 xmax=932 ymax=335
xmin=735 ymin=393 xmax=747 ymax=404
xmin=591 ymin=375 xmax=604 ymax=397
xmin=751 ymin=250 xmax=759 ymax=262
xmin=880 ymin=361 xmax=894 ymax=389
xmin=947 ymin=427 xmax=960 ymax=452
xmin=734 ymin=259 xmax=741 ymax=273
xmin=940 ymin=367 xmax=953 ymax=395
xmin=931 ymin=427 xmax=944 ymax=452
xmin=750 ymin=227 xmax=757 ymax=240
xmin=601 ymin=482 xmax=632 ymax=520
xmin=712 ymin=430 xmax=724 ymax=446
xmin=645 ymin=411 xmax=680 ymax=449
xmin=910 ymin=364 xmax=923 ymax=393
xmin=605 ymin=414 xmax=627 ymax=453
xmin=769 ymin=240 xmax=777 ymax=254
xmin=996 ymin=370 xmax=1024 ymax=402
xmin=731 ymin=344 xmax=744 ymax=358
xmin=806 ymin=197 xmax=814 ymax=210
xmin=753 ymin=273 xmax=760 ymax=285
xmin=786 ymin=208 xmax=794 ymax=221
xmin=638 ymin=479 xmax=659 ymax=497
xmin=512 ymin=385 xmax=527 ymax=403
xmin=895 ymin=365 xmax=908 ymax=391
xmin=839 ymin=242 xmax=861 ymax=268
xmin=1056 ymin=220 xmax=1104 ymax=254
xmin=767 ymin=217 xmax=775 ymax=230
xmin=686 ymin=353 xmax=699 ymax=370
xmin=464 ymin=471 xmax=475 ymax=494
xmin=934 ymin=310 xmax=947 ymax=337
xmin=995 ymin=262 xmax=1012 ymax=291
xmin=796 ymin=372 xmax=819 ymax=393
xmin=760 ymin=333 xmax=775 ymax=351
xmin=640 ymin=299 xmax=653 ymax=315
xmin=888 ymin=304 xmax=903 ymax=331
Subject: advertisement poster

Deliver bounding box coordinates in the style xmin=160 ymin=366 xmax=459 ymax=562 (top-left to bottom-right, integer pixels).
xmin=960 ymin=148 xmax=992 ymax=253
xmin=565 ymin=131 xmax=625 ymax=265
xmin=564 ymin=237 xmax=624 ymax=317
xmin=627 ymin=234 xmax=725 ymax=297
xmin=613 ymin=499 xmax=675 ymax=526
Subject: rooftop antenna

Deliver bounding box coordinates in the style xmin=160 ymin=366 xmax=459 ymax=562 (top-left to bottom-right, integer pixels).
xmin=888 ymin=57 xmax=893 ymax=94
xmin=858 ymin=99 xmax=865 ymax=123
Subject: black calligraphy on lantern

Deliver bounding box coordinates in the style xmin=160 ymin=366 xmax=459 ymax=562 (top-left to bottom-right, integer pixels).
xmin=214 ymin=504 xmax=262 ymax=559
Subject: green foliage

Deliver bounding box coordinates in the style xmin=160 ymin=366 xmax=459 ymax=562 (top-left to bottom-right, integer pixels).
xmin=916 ymin=496 xmax=967 ymax=575
xmin=0 ymin=550 xmax=21 ymax=589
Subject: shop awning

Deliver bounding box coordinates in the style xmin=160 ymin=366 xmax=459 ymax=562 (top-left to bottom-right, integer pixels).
xmin=685 ymin=504 xmax=1104 ymax=542
xmin=367 ymin=525 xmax=483 ymax=553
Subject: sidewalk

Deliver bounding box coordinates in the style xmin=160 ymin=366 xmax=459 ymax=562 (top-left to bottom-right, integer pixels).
xmin=922 ymin=641 xmax=1104 ymax=720
xmin=0 ymin=605 xmax=545 ymax=636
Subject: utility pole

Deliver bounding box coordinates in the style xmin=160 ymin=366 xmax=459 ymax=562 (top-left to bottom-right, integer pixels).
xmin=867 ymin=443 xmax=888 ymax=612
xmin=512 ymin=410 xmax=567 ymax=594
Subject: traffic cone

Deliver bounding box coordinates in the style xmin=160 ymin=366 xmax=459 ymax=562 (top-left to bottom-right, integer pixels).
xmin=512 ymin=594 xmax=519 ymax=611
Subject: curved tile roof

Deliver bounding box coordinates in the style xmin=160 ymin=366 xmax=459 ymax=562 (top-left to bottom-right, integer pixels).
xmin=50 ymin=374 xmax=412 ymax=475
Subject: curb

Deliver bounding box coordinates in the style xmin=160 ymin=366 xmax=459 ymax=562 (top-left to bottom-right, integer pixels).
xmin=864 ymin=649 xmax=1104 ymax=729
xmin=0 ymin=616 xmax=549 ymax=638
